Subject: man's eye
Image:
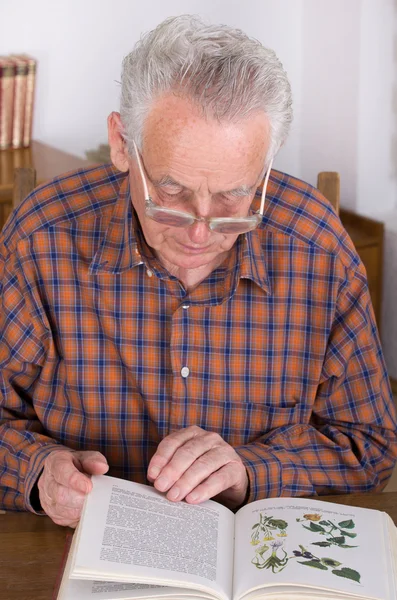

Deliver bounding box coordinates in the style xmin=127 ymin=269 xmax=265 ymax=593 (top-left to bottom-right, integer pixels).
xmin=164 ymin=190 xmax=182 ymax=197
xmin=159 ymin=189 xmax=187 ymax=202
xmin=219 ymin=194 xmax=241 ymax=205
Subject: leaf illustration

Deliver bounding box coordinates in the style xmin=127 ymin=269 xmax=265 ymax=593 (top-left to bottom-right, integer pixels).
xmin=319 ymin=520 xmax=331 ymax=526
xmin=256 ymin=544 xmax=269 ymax=556
xmin=268 ymin=519 xmax=288 ymax=530
xmin=312 ymin=541 xmax=332 ymax=548
xmin=327 ymin=536 xmax=345 ymax=545
xmin=339 ymin=544 xmax=358 ymax=549
xmin=321 ymin=558 xmax=342 ymax=567
xmin=332 ymin=567 xmax=361 ymax=583
xmin=303 ymin=522 xmax=325 ymax=533
xmin=298 ymin=560 xmax=328 ymax=570
xmin=339 ymin=530 xmax=357 ymax=538
xmin=252 ymin=523 xmax=260 ymax=529
xmin=338 ymin=519 xmax=355 ymax=529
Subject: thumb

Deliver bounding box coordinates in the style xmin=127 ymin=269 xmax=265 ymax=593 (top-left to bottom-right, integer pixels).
xmin=77 ymin=451 xmax=109 ymax=475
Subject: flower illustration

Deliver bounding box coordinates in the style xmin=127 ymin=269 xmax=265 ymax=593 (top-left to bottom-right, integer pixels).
xmin=251 ymin=513 xmax=290 ymax=571
xmin=303 ymin=513 xmax=322 ymax=522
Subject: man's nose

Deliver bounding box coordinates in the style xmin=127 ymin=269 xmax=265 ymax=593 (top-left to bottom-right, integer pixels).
xmin=187 ymin=219 xmax=212 ymax=245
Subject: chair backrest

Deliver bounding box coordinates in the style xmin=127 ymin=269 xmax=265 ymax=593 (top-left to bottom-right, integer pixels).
xmin=317 ymin=171 xmax=340 ymax=215
xmin=13 ymin=167 xmax=37 ymax=209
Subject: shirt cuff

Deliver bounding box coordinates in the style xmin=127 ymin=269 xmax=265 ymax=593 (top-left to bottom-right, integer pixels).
xmin=235 ymin=442 xmax=284 ymax=503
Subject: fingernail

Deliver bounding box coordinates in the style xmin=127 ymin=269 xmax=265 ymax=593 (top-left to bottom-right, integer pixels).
xmin=155 ymin=476 xmax=169 ymax=491
xmin=149 ymin=465 xmax=160 ymax=479
xmin=188 ymin=492 xmax=199 ymax=502
xmin=168 ymin=487 xmax=179 ymax=500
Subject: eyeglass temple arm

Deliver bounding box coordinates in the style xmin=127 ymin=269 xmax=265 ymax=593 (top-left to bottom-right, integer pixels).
xmin=258 ymin=159 xmax=273 ymax=215
xmin=133 ymin=140 xmax=151 ymax=200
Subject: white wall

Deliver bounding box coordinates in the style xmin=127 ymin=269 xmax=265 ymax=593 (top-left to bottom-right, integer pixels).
xmin=300 ymin=0 xmax=362 ymax=210
xmin=357 ymin=0 xmax=397 ymax=217
xmin=0 ymin=0 xmax=303 ymax=176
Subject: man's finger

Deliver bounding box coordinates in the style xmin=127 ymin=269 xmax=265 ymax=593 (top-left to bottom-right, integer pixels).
xmin=47 ymin=452 xmax=92 ymax=493
xmin=148 ymin=426 xmax=205 ymax=480
xmin=78 ymin=451 xmax=109 ymax=475
xmin=185 ymin=462 xmax=242 ymax=504
xmin=153 ymin=435 xmax=224 ymax=493
xmin=163 ymin=448 xmax=230 ymax=500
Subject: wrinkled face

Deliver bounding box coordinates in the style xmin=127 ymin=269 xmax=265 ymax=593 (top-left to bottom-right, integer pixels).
xmin=129 ymin=93 xmax=270 ymax=272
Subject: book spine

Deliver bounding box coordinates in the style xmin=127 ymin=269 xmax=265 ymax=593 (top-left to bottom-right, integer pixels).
xmin=8 ymin=55 xmax=37 ymax=148
xmin=0 ymin=59 xmax=15 ymax=150
xmin=20 ymin=56 xmax=37 ymax=148
xmin=11 ymin=59 xmax=28 ymax=149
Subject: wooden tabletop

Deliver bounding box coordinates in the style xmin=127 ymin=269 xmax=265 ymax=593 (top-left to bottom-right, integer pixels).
xmin=1 ymin=492 xmax=397 ymax=600
xmin=0 ymin=140 xmax=92 ymax=199
xmin=0 ymin=511 xmax=70 ymax=600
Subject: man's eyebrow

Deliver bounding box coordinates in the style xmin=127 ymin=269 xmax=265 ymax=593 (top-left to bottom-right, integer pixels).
xmin=151 ymin=175 xmax=183 ymax=188
xmin=150 ymin=175 xmax=256 ymax=196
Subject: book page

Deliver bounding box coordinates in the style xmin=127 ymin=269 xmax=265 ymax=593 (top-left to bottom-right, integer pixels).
xmin=60 ymin=530 xmax=210 ymax=600
xmin=62 ymin=579 xmax=215 ymax=600
xmin=233 ymin=497 xmax=392 ymax=600
xmin=71 ymin=476 xmax=234 ymax=600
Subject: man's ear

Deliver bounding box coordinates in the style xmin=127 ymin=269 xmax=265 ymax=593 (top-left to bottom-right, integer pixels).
xmin=107 ymin=112 xmax=129 ymax=172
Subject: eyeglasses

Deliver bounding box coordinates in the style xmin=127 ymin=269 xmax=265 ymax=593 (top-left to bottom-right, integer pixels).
xmin=132 ymin=141 xmax=272 ymax=235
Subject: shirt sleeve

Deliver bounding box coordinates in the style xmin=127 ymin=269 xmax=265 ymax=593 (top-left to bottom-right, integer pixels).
xmin=0 ymin=243 xmax=67 ymax=513
xmin=235 ymin=261 xmax=397 ymax=502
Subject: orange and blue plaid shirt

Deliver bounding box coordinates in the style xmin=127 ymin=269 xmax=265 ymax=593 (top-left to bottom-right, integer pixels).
xmin=1 ymin=164 xmax=396 ymax=512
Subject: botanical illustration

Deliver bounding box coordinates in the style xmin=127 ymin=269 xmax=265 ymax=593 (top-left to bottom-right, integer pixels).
xmin=251 ymin=512 xmax=361 ymax=584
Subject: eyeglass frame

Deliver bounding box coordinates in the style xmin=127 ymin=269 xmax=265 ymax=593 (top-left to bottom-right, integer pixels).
xmin=132 ymin=140 xmax=273 ymax=234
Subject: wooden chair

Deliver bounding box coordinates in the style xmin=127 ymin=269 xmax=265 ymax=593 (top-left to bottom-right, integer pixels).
xmin=317 ymin=171 xmax=340 ymax=215
xmin=13 ymin=167 xmax=36 ymax=208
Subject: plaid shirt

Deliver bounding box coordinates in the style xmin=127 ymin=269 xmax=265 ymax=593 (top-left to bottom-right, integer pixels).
xmin=1 ymin=164 xmax=396 ymax=512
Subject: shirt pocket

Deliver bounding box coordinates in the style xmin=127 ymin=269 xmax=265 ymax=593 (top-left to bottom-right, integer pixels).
xmin=219 ymin=399 xmax=301 ymax=446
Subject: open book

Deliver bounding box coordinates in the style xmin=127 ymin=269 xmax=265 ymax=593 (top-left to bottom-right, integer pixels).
xmin=57 ymin=475 xmax=397 ymax=600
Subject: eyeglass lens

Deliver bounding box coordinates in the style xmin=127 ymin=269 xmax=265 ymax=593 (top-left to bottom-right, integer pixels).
xmin=147 ymin=204 xmax=260 ymax=233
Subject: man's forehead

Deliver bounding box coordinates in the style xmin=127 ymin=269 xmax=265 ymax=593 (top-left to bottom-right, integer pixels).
xmin=142 ymin=93 xmax=270 ymax=165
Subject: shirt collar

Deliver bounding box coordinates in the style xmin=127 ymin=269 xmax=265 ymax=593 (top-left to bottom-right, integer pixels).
xmin=240 ymin=226 xmax=271 ymax=294
xmin=90 ymin=175 xmax=143 ymax=274
xmin=89 ymin=173 xmax=271 ymax=296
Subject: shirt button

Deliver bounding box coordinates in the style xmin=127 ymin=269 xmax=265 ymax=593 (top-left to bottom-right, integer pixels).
xmin=181 ymin=366 xmax=190 ymax=378
xmin=182 ymin=304 xmax=189 ymax=309
xmin=146 ymin=269 xmax=153 ymax=277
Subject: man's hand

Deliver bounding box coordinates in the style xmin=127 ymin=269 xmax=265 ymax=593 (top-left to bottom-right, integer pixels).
xmin=147 ymin=426 xmax=248 ymax=509
xmin=37 ymin=450 xmax=109 ymax=527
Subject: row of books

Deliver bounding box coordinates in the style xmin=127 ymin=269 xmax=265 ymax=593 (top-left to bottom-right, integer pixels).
xmin=0 ymin=55 xmax=37 ymax=150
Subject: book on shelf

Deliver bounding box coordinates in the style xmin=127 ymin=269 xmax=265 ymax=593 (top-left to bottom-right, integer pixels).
xmin=0 ymin=54 xmax=36 ymax=150
xmin=56 ymin=474 xmax=397 ymax=600
xmin=9 ymin=55 xmax=28 ymax=149
xmin=0 ymin=57 xmax=15 ymax=150
xmin=10 ymin=54 xmax=37 ymax=148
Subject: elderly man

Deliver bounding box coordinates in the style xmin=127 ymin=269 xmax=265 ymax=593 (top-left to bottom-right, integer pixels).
xmin=0 ymin=15 xmax=396 ymax=527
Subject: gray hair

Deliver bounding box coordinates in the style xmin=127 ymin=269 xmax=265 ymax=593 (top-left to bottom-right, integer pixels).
xmin=120 ymin=15 xmax=293 ymax=164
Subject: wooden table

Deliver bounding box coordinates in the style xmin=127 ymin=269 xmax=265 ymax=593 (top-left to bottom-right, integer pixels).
xmin=1 ymin=492 xmax=397 ymax=600
xmin=0 ymin=140 xmax=93 ymax=230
